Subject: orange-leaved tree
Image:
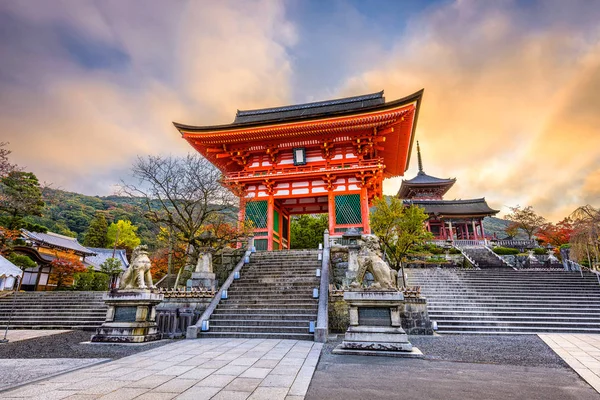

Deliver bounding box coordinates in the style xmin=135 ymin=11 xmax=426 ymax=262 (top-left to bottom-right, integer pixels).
xmin=536 ymin=218 xmax=574 ymax=248
xmin=49 ymin=257 xmax=86 ymax=290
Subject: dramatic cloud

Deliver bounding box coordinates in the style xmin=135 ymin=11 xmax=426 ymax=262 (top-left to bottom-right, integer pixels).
xmin=339 ymin=0 xmax=600 ymax=221
xmin=1 ymin=0 xmax=598 ymax=222
xmin=0 ymin=0 xmax=295 ymax=194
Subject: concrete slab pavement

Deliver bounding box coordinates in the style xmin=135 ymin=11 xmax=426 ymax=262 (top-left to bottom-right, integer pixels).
xmin=1 ymin=338 xmax=323 ymax=400
xmin=540 ymin=334 xmax=600 ymax=394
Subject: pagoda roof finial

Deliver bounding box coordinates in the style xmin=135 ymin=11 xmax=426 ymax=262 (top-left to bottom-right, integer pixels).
xmin=417 ymin=141 xmax=424 ymax=175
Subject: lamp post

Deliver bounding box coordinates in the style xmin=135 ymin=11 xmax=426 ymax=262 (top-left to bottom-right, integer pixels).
xmin=0 ymin=275 xmax=21 ymax=344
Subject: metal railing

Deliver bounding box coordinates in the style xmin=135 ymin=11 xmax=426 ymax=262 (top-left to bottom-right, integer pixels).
xmin=315 ymin=230 xmax=330 ymax=343
xmin=186 ymin=238 xmax=253 ymax=339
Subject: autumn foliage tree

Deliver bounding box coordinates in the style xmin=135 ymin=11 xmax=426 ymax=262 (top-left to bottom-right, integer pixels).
xmin=49 ymin=257 xmax=86 ymax=290
xmin=536 ymin=218 xmax=574 ymax=248
xmin=505 ymin=205 xmax=547 ymax=240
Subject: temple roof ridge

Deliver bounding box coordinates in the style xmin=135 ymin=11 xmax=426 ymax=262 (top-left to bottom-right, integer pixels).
xmin=236 ymin=91 xmax=384 ymax=117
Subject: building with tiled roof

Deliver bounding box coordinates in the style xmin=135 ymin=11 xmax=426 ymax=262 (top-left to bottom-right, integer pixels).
xmin=398 ymin=142 xmax=498 ymax=240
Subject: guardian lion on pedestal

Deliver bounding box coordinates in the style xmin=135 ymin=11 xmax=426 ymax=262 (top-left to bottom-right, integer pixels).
xmin=352 ymin=235 xmax=398 ymax=290
xmin=119 ymin=245 xmax=156 ymax=290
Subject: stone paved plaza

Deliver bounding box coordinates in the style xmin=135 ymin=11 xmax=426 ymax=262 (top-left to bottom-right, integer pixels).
xmin=1 ymin=338 xmax=322 ymax=400
xmin=3 ymin=333 xmax=600 ymax=399
xmin=540 ymin=334 xmax=600 ymax=393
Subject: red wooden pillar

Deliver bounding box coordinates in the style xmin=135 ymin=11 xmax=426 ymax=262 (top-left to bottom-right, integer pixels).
xmin=287 ymin=214 xmax=291 ymax=249
xmin=267 ymin=195 xmax=274 ymax=251
xmin=237 ymin=198 xmax=247 ymax=249
xmin=480 ymin=220 xmax=486 ymax=239
xmin=328 ymin=191 xmax=335 ymax=234
xmin=361 ymin=187 xmax=371 ymax=234
xmin=472 ymin=220 xmax=479 ymax=240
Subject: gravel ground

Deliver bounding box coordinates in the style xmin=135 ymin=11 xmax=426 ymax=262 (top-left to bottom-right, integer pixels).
xmin=324 ymin=333 xmax=569 ymax=368
xmin=0 ymin=330 xmax=172 ymax=360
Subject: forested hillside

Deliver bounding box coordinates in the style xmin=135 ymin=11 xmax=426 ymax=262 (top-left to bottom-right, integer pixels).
xmin=26 ymin=188 xmax=160 ymax=245
xmin=22 ymin=189 xmax=518 ymax=248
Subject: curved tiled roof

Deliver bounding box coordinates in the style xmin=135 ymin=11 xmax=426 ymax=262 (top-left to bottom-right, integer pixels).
xmin=85 ymin=248 xmax=129 ymax=271
xmin=22 ymin=230 xmax=96 ymax=256
xmin=405 ymin=198 xmax=499 ymax=216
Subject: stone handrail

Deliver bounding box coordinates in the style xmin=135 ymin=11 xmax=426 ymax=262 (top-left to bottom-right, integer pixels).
xmin=186 ymin=239 xmax=253 ymax=339
xmin=315 ymin=230 xmax=330 ymax=343
xmin=453 ymin=245 xmax=479 ymax=268
xmin=485 ymin=246 xmax=512 ymax=267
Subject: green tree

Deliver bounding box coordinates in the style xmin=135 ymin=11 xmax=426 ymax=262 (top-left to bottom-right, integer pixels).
xmin=290 ymin=214 xmax=328 ymax=249
xmin=370 ymin=198 xmax=432 ymax=287
xmin=73 ymin=267 xmax=110 ymax=291
xmin=83 ymin=213 xmax=108 ymax=248
xmin=6 ymin=253 xmax=36 ymax=270
xmin=0 ymin=171 xmax=45 ymax=229
xmin=100 ymin=257 xmax=123 ymax=275
xmin=107 ymin=220 xmax=141 ymax=253
xmin=505 ymin=205 xmax=547 ymax=240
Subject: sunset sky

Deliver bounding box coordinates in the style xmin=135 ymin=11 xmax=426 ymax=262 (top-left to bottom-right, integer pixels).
xmin=1 ymin=0 xmax=599 ymax=222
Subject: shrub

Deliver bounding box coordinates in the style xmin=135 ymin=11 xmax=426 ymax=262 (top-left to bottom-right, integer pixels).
xmin=493 ymin=246 xmax=519 ymax=255
xmin=533 ymin=248 xmax=548 ymax=255
xmin=73 ymin=267 xmax=110 ymax=291
xmin=6 ymin=253 xmax=37 ymax=270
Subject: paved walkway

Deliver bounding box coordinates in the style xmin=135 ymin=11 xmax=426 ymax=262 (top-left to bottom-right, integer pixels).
xmin=540 ymin=334 xmax=600 ymax=394
xmin=1 ymin=338 xmax=322 ymax=400
xmin=1 ymin=329 xmax=72 ymax=343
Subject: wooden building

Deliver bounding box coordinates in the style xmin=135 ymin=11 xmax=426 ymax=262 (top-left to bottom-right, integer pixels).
xmin=175 ymin=90 xmax=423 ymax=250
xmin=397 ymin=143 xmax=498 ymax=241
xmin=18 ymin=230 xmax=96 ymax=291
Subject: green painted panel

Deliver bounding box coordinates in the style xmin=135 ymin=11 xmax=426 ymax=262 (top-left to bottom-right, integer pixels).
xmin=274 ymin=209 xmax=280 ymax=234
xmin=245 ymin=201 xmax=268 ymax=229
xmin=335 ymin=194 xmax=362 ymax=225
xmin=254 ymin=239 xmax=268 ymax=251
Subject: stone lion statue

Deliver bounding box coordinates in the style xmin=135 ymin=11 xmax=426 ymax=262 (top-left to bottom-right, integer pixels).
xmin=119 ymin=245 xmax=156 ymax=290
xmin=353 ymin=235 xmax=398 ymax=290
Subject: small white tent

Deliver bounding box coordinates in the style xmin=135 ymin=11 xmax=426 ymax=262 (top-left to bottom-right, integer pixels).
xmin=0 ymin=255 xmax=22 ymax=290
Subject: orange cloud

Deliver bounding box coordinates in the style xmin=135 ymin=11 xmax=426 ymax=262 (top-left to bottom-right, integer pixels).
xmin=340 ymin=0 xmax=600 ymax=221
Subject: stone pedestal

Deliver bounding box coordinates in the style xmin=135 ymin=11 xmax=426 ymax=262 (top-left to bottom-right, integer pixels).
xmin=333 ymin=291 xmax=422 ymax=357
xmin=188 ymin=251 xmax=216 ymax=290
xmin=91 ymin=290 xmax=164 ymax=343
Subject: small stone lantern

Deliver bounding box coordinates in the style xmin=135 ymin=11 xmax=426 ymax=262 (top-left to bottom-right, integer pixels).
xmin=342 ymin=228 xmax=362 ymax=286
xmin=342 ymin=228 xmax=362 ymax=246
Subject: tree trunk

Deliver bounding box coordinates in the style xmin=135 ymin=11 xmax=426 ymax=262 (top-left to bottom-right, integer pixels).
xmin=399 ymin=261 xmax=407 ymax=288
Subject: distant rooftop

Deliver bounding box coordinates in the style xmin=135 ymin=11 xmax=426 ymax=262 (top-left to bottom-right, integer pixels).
xmin=398 ymin=142 xmax=456 ymax=198
xmin=85 ymin=248 xmax=129 ymax=272
xmin=22 ymin=230 xmax=96 ymax=256
xmin=233 ymin=91 xmax=385 ymax=124
xmin=405 ymin=198 xmax=499 ymax=216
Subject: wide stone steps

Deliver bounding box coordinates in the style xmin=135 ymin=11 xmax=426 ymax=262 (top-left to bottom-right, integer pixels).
xmin=408 ymin=268 xmax=600 ymax=334
xmin=200 ymin=332 xmax=315 ymax=340
xmin=211 ymin=313 xmax=314 ymax=320
xmin=202 ymin=250 xmax=319 ymax=340
xmin=0 ymin=291 xmax=106 ymax=330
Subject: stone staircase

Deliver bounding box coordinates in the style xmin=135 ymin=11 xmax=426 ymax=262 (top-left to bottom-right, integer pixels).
xmin=459 ymin=246 xmax=509 ymax=268
xmin=202 ymin=250 xmax=320 ymax=340
xmin=0 ymin=291 xmax=107 ymax=330
xmin=407 ymin=268 xmax=600 ymax=334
